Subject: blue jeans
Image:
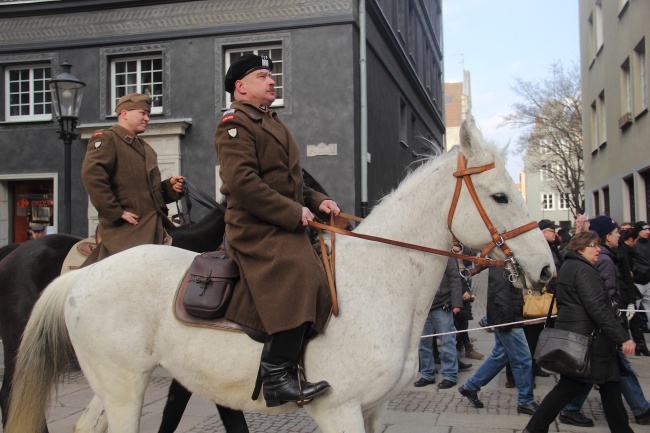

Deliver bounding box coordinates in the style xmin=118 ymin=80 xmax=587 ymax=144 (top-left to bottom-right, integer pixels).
xmin=562 ymin=348 xmax=650 ymax=417
xmin=418 ymin=307 xmax=457 ymax=382
xmin=464 ymin=327 xmax=534 ymax=405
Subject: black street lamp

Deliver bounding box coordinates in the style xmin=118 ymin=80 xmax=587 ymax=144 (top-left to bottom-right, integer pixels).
xmin=48 ymin=59 xmax=85 ymax=234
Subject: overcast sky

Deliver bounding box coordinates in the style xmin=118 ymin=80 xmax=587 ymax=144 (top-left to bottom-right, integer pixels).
xmin=442 ymin=0 xmax=580 ymax=180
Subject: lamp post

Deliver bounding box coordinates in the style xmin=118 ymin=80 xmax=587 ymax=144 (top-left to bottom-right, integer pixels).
xmin=48 ymin=59 xmax=85 ymax=234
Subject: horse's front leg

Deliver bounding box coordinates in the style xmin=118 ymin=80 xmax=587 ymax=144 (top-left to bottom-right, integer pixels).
xmin=308 ymin=403 xmax=366 ymax=433
xmin=363 ymin=400 xmax=388 ymax=433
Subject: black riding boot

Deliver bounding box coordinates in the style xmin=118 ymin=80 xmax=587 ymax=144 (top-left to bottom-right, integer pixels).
xmin=260 ymin=323 xmax=330 ymax=407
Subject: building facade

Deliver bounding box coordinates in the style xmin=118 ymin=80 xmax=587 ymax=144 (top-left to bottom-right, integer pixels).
xmin=522 ymin=153 xmax=574 ymax=230
xmin=0 ymin=0 xmax=444 ymax=245
xmin=443 ymin=70 xmax=472 ymax=151
xmin=579 ymin=0 xmax=650 ymax=223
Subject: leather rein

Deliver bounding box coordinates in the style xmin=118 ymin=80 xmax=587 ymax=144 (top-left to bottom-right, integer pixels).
xmin=308 ymin=152 xmax=538 ymax=316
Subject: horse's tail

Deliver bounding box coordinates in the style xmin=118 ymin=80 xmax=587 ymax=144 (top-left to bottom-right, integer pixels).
xmin=5 ymin=269 xmax=82 ymax=433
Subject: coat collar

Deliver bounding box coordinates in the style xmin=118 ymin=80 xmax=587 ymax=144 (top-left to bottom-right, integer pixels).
xmin=231 ymin=100 xmax=289 ymax=152
xmin=109 ymin=124 xmax=140 ymax=146
xmin=565 ymin=251 xmax=597 ymax=269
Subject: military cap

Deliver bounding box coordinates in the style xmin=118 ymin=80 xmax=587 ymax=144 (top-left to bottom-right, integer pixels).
xmin=115 ymin=93 xmax=152 ymax=114
xmin=224 ymin=54 xmax=273 ymax=94
xmin=538 ymin=219 xmax=559 ymax=231
xmin=31 ymin=224 xmax=46 ymax=232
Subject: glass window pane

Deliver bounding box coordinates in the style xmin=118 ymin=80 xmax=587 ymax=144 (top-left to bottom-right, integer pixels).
xmin=225 ymin=46 xmax=284 ymax=106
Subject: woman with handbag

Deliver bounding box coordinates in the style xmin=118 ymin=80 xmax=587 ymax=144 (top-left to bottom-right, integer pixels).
xmin=524 ymin=231 xmax=635 ymax=433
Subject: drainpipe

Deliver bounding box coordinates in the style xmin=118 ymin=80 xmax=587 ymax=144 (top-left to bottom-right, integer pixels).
xmin=359 ymin=0 xmax=368 ymax=217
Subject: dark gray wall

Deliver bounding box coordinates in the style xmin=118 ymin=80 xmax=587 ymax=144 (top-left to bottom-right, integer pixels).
xmin=0 ymin=0 xmax=444 ymax=239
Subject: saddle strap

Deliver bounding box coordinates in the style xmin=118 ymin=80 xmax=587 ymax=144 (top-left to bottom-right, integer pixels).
xmin=317 ymin=227 xmax=339 ymax=317
xmin=251 ymin=365 xmax=263 ymax=401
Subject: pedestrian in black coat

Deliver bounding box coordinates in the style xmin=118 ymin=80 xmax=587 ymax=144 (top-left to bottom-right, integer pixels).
xmin=524 ymin=231 xmax=635 ymax=433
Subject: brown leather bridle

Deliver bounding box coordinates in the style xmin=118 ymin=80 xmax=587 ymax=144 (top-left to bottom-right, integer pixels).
xmin=448 ymin=153 xmax=539 ymax=277
xmin=309 ymin=152 xmax=539 ymax=315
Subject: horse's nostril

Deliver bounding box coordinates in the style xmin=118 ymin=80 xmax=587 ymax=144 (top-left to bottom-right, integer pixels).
xmin=540 ymin=265 xmax=553 ymax=284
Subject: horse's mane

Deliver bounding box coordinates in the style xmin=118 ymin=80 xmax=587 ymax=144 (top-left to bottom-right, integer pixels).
xmin=373 ymin=145 xmax=459 ymax=209
xmin=371 ymin=130 xmax=505 ymax=212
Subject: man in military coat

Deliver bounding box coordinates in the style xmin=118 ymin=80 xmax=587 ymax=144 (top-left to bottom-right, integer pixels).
xmin=215 ymin=54 xmax=339 ymax=407
xmin=81 ymin=93 xmax=184 ymax=263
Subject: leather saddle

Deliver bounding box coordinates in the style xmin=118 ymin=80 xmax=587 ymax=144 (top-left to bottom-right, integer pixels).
xmin=60 ymin=237 xmax=266 ymax=342
xmin=60 ymin=236 xmax=98 ymax=274
xmin=173 ymin=269 xmax=267 ymax=343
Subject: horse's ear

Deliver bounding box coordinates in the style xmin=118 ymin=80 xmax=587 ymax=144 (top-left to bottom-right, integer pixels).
xmin=459 ymin=119 xmax=484 ymax=160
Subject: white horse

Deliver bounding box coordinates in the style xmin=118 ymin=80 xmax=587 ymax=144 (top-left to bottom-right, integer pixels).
xmin=6 ymin=120 xmax=554 ymax=433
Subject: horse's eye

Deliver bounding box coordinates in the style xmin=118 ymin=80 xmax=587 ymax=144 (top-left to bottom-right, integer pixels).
xmin=492 ymin=193 xmax=509 ymax=204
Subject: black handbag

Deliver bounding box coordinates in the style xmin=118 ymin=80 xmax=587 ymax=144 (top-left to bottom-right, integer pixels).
xmin=533 ymin=291 xmax=596 ymax=378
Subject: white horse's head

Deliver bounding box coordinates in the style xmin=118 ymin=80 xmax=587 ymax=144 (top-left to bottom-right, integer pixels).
xmin=451 ymin=119 xmax=554 ymax=288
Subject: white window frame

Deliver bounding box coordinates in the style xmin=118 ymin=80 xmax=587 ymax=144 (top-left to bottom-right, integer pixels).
xmin=540 ymin=162 xmax=559 ymax=181
xmin=619 ymin=0 xmax=629 ymax=14
xmin=542 ymin=193 xmax=555 ymax=211
xmin=558 ymin=193 xmax=570 ymax=210
xmin=634 ymin=39 xmax=647 ymax=113
xmin=621 ymin=58 xmax=632 ymax=115
xmin=4 ymin=64 xmax=52 ymax=122
xmin=599 ymin=91 xmax=607 ymax=144
xmin=110 ymin=55 xmax=164 ymax=115
xmin=591 ymin=100 xmax=599 ymax=151
xmin=225 ymin=45 xmax=284 ymax=107
xmin=594 ymin=0 xmax=604 ymax=55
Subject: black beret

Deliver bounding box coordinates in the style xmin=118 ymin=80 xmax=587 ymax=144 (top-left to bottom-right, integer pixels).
xmin=224 ymin=54 xmax=273 ymax=94
xmin=538 ymin=219 xmax=559 ymax=231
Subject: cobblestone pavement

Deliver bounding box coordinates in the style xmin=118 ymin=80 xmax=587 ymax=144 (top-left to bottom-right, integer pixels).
xmin=1 ymin=269 xmax=649 ymax=432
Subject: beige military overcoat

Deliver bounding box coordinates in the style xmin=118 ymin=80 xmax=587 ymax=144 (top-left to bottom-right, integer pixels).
xmin=81 ymin=125 xmax=178 ymax=261
xmin=215 ymin=101 xmax=332 ymax=335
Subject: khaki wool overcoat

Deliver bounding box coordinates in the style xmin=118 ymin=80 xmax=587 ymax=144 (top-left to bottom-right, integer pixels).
xmin=215 ymin=101 xmax=332 ymax=335
xmin=81 ymin=125 xmax=179 ymax=262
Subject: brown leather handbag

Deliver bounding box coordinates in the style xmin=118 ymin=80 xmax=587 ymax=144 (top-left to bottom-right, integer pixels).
xmin=523 ymin=288 xmax=557 ymax=318
xmin=183 ymin=248 xmax=239 ymax=319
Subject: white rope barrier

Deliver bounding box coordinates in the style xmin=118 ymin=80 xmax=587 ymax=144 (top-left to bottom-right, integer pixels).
xmin=420 ymin=316 xmax=554 ymax=339
xmin=420 ymin=308 xmax=650 ymax=339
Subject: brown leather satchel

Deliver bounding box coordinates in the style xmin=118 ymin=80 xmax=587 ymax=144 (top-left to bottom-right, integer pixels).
xmin=182 ymin=248 xmax=239 ymax=319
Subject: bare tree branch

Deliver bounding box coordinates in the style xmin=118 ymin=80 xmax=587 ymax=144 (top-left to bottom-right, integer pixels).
xmin=501 ymin=60 xmax=584 ymax=216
